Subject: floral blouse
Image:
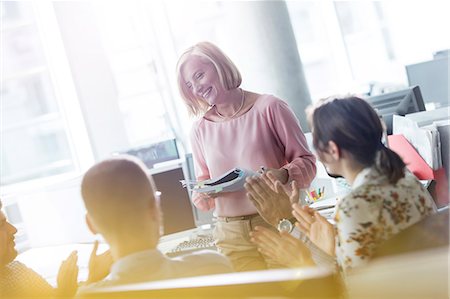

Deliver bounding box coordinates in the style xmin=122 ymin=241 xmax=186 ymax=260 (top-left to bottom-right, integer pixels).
xmin=334 ymin=167 xmax=436 ymax=272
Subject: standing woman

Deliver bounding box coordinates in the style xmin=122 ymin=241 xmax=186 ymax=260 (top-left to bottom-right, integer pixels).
xmin=176 ymin=41 xmax=316 ymax=271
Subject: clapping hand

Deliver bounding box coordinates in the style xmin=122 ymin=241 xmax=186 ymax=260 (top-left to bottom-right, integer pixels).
xmin=245 ymin=172 xmax=299 ymax=226
xmin=86 ymin=240 xmax=113 ymax=284
xmin=292 ymin=203 xmax=336 ymax=256
xmin=250 ymin=226 xmax=314 ymax=268
xmin=56 ymin=250 xmax=79 ymax=297
xmin=263 ymin=167 xmax=289 ymax=184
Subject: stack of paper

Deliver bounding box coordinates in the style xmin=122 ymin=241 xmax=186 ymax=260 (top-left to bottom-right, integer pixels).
xmin=180 ymin=168 xmax=258 ymax=194
xmin=392 ymin=111 xmax=450 ymax=208
xmin=393 ymin=115 xmax=442 ymax=170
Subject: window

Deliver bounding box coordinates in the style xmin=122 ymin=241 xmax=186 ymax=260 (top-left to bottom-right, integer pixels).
xmin=334 ymin=1 xmax=400 ymax=84
xmin=288 ymin=1 xmax=353 ymax=100
xmin=92 ymin=1 xmax=176 ymax=147
xmin=1 ymin=2 xmax=77 ymax=185
xmin=288 ymin=1 xmax=450 ymax=101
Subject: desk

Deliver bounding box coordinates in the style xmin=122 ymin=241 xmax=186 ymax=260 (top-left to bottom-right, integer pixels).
xmin=79 ymin=267 xmax=340 ymax=299
xmin=346 ymin=246 xmax=449 ymax=299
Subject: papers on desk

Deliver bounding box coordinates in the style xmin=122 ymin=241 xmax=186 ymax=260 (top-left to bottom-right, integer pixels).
xmin=404 ymin=107 xmax=450 ymax=127
xmin=309 ymin=197 xmax=340 ymax=221
xmin=392 ymin=115 xmax=442 ymax=169
xmin=393 ymin=108 xmax=450 ymax=171
xmin=392 ymin=112 xmax=450 ymax=208
xmin=309 ymin=197 xmax=338 ymax=210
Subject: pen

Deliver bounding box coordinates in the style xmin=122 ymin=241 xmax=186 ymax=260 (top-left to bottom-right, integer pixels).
xmin=306 ymin=191 xmax=314 ymax=203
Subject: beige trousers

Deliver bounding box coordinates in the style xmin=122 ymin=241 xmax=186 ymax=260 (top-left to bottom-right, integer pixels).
xmin=213 ymin=215 xmax=283 ymax=272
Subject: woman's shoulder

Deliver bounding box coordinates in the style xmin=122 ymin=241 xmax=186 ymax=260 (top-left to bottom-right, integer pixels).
xmin=255 ymin=93 xmax=284 ymax=105
xmin=340 ymin=185 xmax=384 ymax=208
xmin=342 ymin=169 xmax=428 ymax=206
xmin=189 ymin=117 xmax=208 ymax=138
xmin=340 ymin=174 xmax=387 ymax=207
xmin=252 ymin=94 xmax=291 ymax=113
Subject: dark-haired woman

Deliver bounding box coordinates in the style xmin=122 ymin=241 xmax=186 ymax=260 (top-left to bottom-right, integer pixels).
xmin=250 ymin=97 xmax=436 ymax=272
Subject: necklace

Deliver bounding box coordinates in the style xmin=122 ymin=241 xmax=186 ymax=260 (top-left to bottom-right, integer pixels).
xmin=215 ymin=89 xmax=245 ymax=120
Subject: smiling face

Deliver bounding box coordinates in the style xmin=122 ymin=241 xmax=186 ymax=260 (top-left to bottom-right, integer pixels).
xmin=0 ymin=205 xmax=18 ymax=266
xmin=181 ymin=55 xmax=227 ymax=106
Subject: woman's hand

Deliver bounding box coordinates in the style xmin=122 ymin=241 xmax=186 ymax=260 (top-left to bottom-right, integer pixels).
xmin=264 ymin=167 xmax=289 ymax=184
xmin=250 ymin=226 xmax=315 ymax=268
xmin=56 ymin=250 xmax=79 ymax=297
xmin=292 ymin=203 xmax=336 ymax=256
xmin=245 ymin=173 xmax=299 ymax=226
xmin=192 ymin=192 xmax=216 ymax=211
xmin=87 ymin=240 xmax=113 ymax=284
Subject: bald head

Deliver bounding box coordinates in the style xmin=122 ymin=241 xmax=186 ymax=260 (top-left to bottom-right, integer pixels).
xmin=81 ymin=156 xmax=158 ymax=237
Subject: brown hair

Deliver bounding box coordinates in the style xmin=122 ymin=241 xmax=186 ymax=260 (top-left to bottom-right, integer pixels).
xmin=311 ymin=97 xmax=405 ymax=183
xmin=81 ymin=155 xmax=157 ymax=233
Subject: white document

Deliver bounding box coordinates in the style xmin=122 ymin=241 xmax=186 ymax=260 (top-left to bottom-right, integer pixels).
xmin=393 ymin=115 xmax=441 ymax=169
xmin=181 ymin=168 xmax=258 ymax=194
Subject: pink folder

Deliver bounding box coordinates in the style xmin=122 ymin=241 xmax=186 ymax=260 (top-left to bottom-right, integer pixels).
xmin=388 ymin=134 xmax=449 ymax=207
xmin=387 ymin=134 xmax=434 ymax=180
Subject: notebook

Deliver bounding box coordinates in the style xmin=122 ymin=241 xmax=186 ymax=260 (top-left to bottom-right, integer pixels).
xmin=181 ymin=168 xmax=258 ymax=194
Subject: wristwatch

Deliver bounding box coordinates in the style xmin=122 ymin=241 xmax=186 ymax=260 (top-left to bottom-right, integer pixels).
xmin=277 ymin=218 xmax=295 ymax=233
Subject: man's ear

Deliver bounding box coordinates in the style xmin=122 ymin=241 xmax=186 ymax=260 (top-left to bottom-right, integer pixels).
xmin=327 ymin=140 xmax=341 ymax=160
xmin=85 ymin=213 xmax=98 ymax=235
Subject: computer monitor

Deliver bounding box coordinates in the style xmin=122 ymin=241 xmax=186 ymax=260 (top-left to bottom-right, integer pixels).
xmin=149 ymin=162 xmax=197 ymax=235
xmin=123 ymin=139 xmax=180 ymax=169
xmin=406 ymin=56 xmax=449 ymax=109
xmin=125 ymin=140 xmax=210 ymax=235
xmin=365 ymin=86 xmax=426 ymax=135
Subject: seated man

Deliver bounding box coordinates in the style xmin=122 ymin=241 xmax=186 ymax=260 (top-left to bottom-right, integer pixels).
xmin=78 ymin=155 xmax=232 ymax=292
xmin=0 ymin=199 xmax=78 ymax=298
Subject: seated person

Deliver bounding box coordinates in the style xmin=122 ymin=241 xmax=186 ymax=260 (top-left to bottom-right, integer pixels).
xmin=0 ymin=199 xmax=78 ymax=298
xmin=247 ymin=96 xmax=436 ymax=273
xmin=78 ymin=155 xmax=232 ymax=292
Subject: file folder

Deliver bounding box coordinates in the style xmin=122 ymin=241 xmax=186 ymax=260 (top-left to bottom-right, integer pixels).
xmin=388 ymin=134 xmax=449 ymax=208
xmin=387 ymin=134 xmax=434 ymax=180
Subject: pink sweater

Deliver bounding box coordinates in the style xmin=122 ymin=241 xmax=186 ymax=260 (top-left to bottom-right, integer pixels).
xmin=190 ymin=94 xmax=316 ymax=217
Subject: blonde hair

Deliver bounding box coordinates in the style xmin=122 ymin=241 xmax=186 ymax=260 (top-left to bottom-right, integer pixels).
xmin=176 ymin=41 xmax=242 ymax=117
